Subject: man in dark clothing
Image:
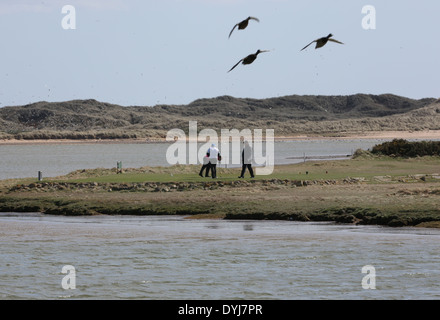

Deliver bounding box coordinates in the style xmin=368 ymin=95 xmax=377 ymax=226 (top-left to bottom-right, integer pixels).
xmin=239 ymin=141 xmax=254 ymax=178
xmin=199 ymin=153 xmax=211 ymax=177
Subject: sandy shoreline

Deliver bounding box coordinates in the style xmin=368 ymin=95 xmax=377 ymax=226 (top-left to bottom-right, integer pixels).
xmin=0 ymin=130 xmax=439 ymax=145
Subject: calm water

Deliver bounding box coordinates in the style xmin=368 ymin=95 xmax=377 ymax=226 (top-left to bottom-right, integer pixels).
xmin=1 ymin=213 xmax=440 ymax=300
xmin=0 ymin=139 xmax=399 ymax=180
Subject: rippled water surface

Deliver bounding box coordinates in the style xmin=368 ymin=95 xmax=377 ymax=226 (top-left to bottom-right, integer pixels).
xmin=1 ymin=213 xmax=440 ymax=300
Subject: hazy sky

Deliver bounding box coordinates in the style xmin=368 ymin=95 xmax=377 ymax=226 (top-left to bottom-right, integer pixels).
xmin=0 ymin=0 xmax=439 ymax=108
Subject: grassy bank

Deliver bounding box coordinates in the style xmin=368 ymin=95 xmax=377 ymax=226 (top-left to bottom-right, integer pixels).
xmin=1 ymin=153 xmax=440 ymax=228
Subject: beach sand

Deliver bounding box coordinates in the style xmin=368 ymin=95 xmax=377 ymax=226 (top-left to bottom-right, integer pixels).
xmin=1 ymin=130 xmax=439 ymax=145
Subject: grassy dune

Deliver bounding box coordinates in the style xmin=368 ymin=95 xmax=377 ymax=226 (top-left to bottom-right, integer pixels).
xmin=1 ymin=95 xmax=439 ymax=140
xmin=1 ymin=154 xmax=440 ymax=228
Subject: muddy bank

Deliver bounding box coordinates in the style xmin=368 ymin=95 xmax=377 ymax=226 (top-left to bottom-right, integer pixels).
xmin=2 ymin=178 xmax=440 ymax=228
xmin=224 ymin=207 xmax=440 ymax=228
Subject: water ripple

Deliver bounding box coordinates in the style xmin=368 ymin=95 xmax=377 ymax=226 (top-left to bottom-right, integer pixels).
xmin=1 ymin=214 xmax=440 ymax=299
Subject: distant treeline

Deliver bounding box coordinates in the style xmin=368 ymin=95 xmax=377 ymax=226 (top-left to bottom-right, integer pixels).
xmin=371 ymin=139 xmax=440 ymax=157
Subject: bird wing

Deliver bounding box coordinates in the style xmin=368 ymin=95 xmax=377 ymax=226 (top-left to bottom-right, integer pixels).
xmin=300 ymin=40 xmax=316 ymax=51
xmin=328 ymin=38 xmax=344 ymax=45
xmin=249 ymin=16 xmax=260 ymax=22
xmin=228 ymin=24 xmax=238 ymax=38
xmin=228 ymin=59 xmax=243 ymax=72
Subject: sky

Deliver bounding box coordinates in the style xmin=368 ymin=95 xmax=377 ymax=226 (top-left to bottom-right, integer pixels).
xmin=0 ymin=0 xmax=439 ymax=108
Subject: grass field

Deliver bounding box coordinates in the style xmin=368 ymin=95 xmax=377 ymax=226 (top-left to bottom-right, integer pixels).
xmin=44 ymin=153 xmax=440 ymax=183
xmin=1 ymin=153 xmax=440 ymax=228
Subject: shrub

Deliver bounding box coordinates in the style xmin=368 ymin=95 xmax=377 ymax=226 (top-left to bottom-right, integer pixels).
xmin=371 ymin=139 xmax=440 ymax=157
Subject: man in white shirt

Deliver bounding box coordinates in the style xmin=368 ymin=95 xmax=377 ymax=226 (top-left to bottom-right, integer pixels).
xmin=207 ymin=143 xmax=220 ymax=178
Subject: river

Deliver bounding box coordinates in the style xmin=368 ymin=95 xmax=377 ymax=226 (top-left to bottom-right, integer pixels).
xmin=1 ymin=213 xmax=440 ymax=300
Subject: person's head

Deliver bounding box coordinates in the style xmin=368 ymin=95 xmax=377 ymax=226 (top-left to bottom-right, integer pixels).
xmin=211 ymin=143 xmax=216 ymax=148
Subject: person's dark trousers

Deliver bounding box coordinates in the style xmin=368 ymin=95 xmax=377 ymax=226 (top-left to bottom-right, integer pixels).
xmin=210 ymin=163 xmax=217 ymax=178
xmin=240 ymin=164 xmax=254 ymax=178
xmin=199 ymin=164 xmax=211 ymax=177
xmin=205 ymin=164 xmax=211 ymax=177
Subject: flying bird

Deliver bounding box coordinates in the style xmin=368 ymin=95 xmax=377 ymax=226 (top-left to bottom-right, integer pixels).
xmin=228 ymin=50 xmax=269 ymax=72
xmin=301 ymin=34 xmax=344 ymax=51
xmin=229 ymin=16 xmax=260 ymax=38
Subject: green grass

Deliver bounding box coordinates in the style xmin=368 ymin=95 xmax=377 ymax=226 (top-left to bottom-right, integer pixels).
xmin=39 ymin=155 xmax=440 ymax=184
xmin=272 ymin=157 xmax=440 ymax=181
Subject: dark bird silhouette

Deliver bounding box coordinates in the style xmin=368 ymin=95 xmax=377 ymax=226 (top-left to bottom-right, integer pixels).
xmin=229 ymin=16 xmax=259 ymax=38
xmin=228 ymin=50 xmax=269 ymax=72
xmin=301 ymin=34 xmax=344 ymax=51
